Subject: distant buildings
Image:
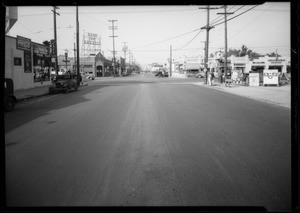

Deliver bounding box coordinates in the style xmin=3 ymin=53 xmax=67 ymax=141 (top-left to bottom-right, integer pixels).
xmin=5 ymin=34 xmax=126 ymax=90
xmin=149 ymin=53 xmax=290 ymax=77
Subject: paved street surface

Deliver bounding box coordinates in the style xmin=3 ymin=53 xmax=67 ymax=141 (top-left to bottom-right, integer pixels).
xmin=5 ymin=73 xmax=291 ymax=211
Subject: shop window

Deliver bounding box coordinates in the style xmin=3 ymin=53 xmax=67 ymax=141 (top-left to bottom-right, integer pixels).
xmin=14 ymin=57 xmax=22 ymax=66
xmin=269 ymin=66 xmax=282 ymax=72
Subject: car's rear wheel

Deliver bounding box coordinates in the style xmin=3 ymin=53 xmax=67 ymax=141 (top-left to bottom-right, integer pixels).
xmin=49 ymin=87 xmax=55 ymax=94
xmin=4 ymin=96 xmax=16 ymax=112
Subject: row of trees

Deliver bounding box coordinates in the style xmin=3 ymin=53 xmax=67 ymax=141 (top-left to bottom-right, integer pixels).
xmin=210 ymin=44 xmax=281 ymax=60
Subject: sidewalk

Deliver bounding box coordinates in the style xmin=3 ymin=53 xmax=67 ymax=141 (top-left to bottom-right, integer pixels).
xmin=14 ymin=82 xmax=88 ymax=101
xmin=193 ymin=81 xmax=291 ymax=109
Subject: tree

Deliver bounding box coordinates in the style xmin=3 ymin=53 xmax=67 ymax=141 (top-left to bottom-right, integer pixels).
xmin=42 ymin=40 xmax=50 ymax=46
xmin=227 ymin=48 xmax=240 ymax=57
xmin=249 ymin=51 xmax=264 ymax=59
xmin=266 ymin=52 xmax=281 ymax=57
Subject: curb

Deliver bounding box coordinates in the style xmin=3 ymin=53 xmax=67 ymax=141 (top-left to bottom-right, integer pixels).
xmin=196 ymin=82 xmax=290 ymax=108
xmin=16 ymin=83 xmax=89 ymax=102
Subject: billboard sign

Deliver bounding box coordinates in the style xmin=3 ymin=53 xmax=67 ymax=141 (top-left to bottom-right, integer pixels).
xmin=249 ymin=73 xmax=260 ymax=86
xmin=16 ymin=36 xmax=31 ymax=51
xmin=263 ymin=69 xmax=278 ymax=85
xmin=33 ymin=43 xmax=50 ymax=57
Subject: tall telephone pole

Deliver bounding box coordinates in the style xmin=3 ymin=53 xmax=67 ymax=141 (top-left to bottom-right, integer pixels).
xmin=217 ymin=6 xmax=234 ymax=76
xmin=199 ymin=5 xmax=220 ymax=70
xmin=122 ymin=42 xmax=128 ymax=73
xmin=128 ymin=50 xmax=132 ymax=73
xmin=73 ymin=41 xmax=76 ymax=72
xmin=76 ymin=5 xmax=80 ymax=86
xmin=109 ymin=19 xmax=118 ymax=77
xmin=52 ymin=6 xmax=60 ymax=75
xmin=63 ymin=50 xmax=70 ymax=70
xmin=170 ymin=45 xmax=172 ymax=77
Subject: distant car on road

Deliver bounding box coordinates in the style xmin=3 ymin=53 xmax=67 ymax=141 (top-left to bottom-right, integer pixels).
xmin=49 ymin=74 xmax=78 ymax=94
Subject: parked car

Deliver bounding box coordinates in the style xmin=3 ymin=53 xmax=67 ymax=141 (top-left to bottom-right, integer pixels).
xmin=49 ymin=74 xmax=78 ymax=94
xmin=195 ymin=72 xmax=206 ymax=78
xmin=86 ymin=74 xmax=95 ymax=80
xmin=4 ymin=78 xmax=17 ymax=112
xmin=155 ymin=71 xmax=164 ymax=77
xmin=155 ymin=69 xmax=169 ymax=77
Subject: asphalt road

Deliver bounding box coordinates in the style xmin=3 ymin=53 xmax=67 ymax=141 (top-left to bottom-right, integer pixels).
xmin=5 ymin=73 xmax=291 ymax=211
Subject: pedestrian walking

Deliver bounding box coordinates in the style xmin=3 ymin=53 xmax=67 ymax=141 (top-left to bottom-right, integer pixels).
xmin=225 ymin=69 xmax=232 ymax=87
xmin=221 ymin=71 xmax=225 ymax=84
xmin=207 ymin=69 xmax=212 ymax=85
xmin=211 ymin=69 xmax=215 ymax=86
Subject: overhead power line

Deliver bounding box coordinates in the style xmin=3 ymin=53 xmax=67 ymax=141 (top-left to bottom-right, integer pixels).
xmin=211 ymin=4 xmax=260 ymax=28
xmin=208 ymin=5 xmax=235 ymax=26
xmin=175 ymin=29 xmax=204 ymax=50
xmin=209 ymin=5 xmax=246 ymax=26
xmin=132 ymin=28 xmax=201 ymax=49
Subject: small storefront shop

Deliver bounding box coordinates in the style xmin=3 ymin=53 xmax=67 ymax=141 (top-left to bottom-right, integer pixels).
xmin=32 ymin=43 xmax=51 ymax=83
xmin=5 ymin=35 xmax=53 ymax=90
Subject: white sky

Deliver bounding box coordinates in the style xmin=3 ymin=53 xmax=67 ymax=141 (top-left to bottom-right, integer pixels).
xmin=7 ymin=3 xmax=290 ymax=69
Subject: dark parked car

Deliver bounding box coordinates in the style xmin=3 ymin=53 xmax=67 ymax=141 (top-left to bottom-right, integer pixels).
xmin=4 ymin=78 xmax=17 ymax=112
xmin=155 ymin=70 xmax=168 ymax=77
xmin=49 ymin=74 xmax=78 ymax=94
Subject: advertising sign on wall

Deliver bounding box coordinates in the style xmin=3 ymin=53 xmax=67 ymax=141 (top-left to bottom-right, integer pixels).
xmin=263 ymin=69 xmax=278 ymax=86
xmin=16 ymin=36 xmax=31 ymax=51
xmin=24 ymin=50 xmax=32 ymax=73
xmin=249 ymin=73 xmax=260 ymax=86
xmin=33 ymin=43 xmax=50 ymax=57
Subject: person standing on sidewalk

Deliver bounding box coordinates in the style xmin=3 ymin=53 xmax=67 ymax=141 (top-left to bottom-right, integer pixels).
xmin=225 ymin=69 xmax=232 ymax=87
xmin=207 ymin=69 xmax=212 ymax=85
xmin=211 ymin=68 xmax=215 ymax=86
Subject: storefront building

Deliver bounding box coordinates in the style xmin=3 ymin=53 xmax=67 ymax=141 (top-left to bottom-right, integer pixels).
xmin=5 ymin=35 xmax=53 ymax=90
xmin=32 ymin=42 xmax=52 ymax=83
xmin=245 ymin=56 xmax=288 ymax=73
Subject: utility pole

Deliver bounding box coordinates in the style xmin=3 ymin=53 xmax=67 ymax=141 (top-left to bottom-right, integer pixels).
xmin=201 ymin=40 xmax=208 ymax=68
xmin=122 ymin=42 xmax=128 ymax=73
xmin=76 ymin=5 xmax=80 ymax=86
xmin=199 ymin=5 xmax=219 ymax=70
xmin=170 ymin=45 xmax=172 ymax=77
xmin=63 ymin=50 xmax=70 ymax=71
xmin=73 ymin=42 xmax=76 ymax=72
xmin=52 ymin=6 xmax=60 ymax=75
xmin=109 ymin=19 xmax=118 ymax=77
xmin=129 ymin=50 xmax=132 ymax=74
xmin=217 ymin=5 xmax=234 ymax=76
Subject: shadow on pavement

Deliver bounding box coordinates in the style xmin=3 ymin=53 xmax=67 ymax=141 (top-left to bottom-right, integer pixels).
xmin=4 ymin=84 xmax=113 ymax=134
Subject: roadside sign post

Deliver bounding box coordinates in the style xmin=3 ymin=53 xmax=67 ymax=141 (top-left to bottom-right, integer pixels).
xmin=263 ymin=69 xmax=279 ymax=86
xmin=249 ymin=73 xmax=260 ymax=86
